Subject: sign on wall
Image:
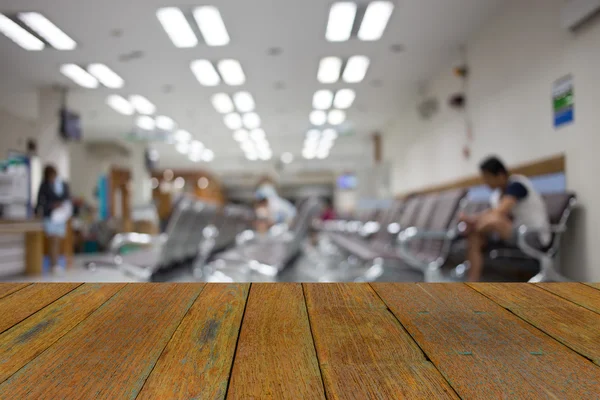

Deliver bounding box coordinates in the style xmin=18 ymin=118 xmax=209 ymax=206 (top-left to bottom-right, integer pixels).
xmin=553 ymin=75 xmax=574 ymax=128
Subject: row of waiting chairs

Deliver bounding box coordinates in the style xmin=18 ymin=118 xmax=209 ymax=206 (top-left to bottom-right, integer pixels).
xmin=96 ymin=197 xmax=254 ymax=281
xmin=319 ymin=190 xmax=576 ymax=283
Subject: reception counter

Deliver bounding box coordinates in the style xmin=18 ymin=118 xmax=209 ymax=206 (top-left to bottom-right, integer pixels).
xmin=0 ymin=220 xmax=44 ymax=276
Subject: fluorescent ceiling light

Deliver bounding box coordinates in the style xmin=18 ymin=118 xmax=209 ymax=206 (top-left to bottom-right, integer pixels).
xmin=202 ymin=149 xmax=215 ymax=162
xmin=358 ymin=1 xmax=394 ymax=41
xmin=243 ymin=113 xmax=261 ymax=130
xmin=343 ymin=56 xmax=370 ymax=83
xmin=322 ymin=128 xmax=339 ymax=141
xmin=18 ymin=12 xmax=76 ymax=50
xmin=328 ymin=110 xmax=346 ymax=125
xmin=212 ymin=93 xmax=234 ymax=113
xmin=60 ymin=64 xmax=99 ymax=89
xmin=310 ymin=110 xmax=327 ymax=126
xmin=189 ymin=153 xmax=202 ymax=162
xmin=281 ymin=152 xmax=294 ymax=164
xmin=255 ymin=140 xmax=270 ymax=151
xmin=194 ymin=6 xmax=230 ymax=47
xmin=259 ymin=150 xmax=272 ymax=161
xmin=317 ymin=149 xmax=330 ymax=159
xmin=156 ymin=115 xmax=175 ymax=131
xmin=217 ymin=59 xmax=245 ymax=86
xmin=233 ymin=92 xmax=255 ymax=113
xmin=106 ymin=95 xmax=134 ymax=116
xmin=246 ymin=153 xmax=258 ymax=161
xmin=303 ymin=149 xmax=316 ymax=160
xmin=326 ymin=2 xmax=357 ymax=42
xmin=241 ymin=140 xmax=256 ymax=153
xmin=88 ymin=64 xmax=124 ymax=89
xmin=250 ymin=129 xmax=266 ymax=141
xmin=137 ymin=116 xmax=155 ymax=131
xmin=224 ymin=113 xmax=243 ymax=130
xmin=333 ymin=89 xmax=356 ymax=109
xmin=0 ymin=14 xmax=45 ymax=51
xmin=174 ymin=130 xmax=192 ymax=142
xmin=176 ymin=142 xmax=190 ymax=154
xmin=234 ymin=129 xmax=249 ymax=142
xmin=129 ymin=95 xmax=156 ymax=115
xmin=191 ymin=60 xmax=221 ymax=86
xmin=157 ymin=7 xmax=197 ymax=48
xmin=313 ymin=90 xmax=334 ymax=110
xmin=307 ymin=129 xmax=321 ymax=141
xmin=318 ymin=57 xmax=342 ymax=84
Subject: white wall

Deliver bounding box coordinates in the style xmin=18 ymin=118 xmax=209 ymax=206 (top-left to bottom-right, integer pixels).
xmin=384 ymin=0 xmax=600 ymax=281
xmin=0 ymin=109 xmax=36 ymax=156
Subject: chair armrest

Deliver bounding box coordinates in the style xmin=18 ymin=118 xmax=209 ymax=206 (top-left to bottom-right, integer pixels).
xmin=359 ymin=221 xmax=380 ymax=238
xmin=516 ymin=225 xmax=565 ymax=257
xmin=396 ymin=227 xmax=458 ymax=269
xmin=110 ymin=232 xmax=166 ymax=253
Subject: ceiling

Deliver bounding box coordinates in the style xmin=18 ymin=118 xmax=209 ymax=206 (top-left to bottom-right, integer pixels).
xmin=0 ymin=0 xmax=503 ymax=173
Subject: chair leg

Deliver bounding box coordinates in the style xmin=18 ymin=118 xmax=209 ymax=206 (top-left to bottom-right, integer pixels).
xmin=528 ymin=256 xmax=569 ymax=283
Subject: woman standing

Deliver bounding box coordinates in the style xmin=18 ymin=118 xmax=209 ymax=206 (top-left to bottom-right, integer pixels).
xmin=36 ymin=165 xmax=71 ymax=275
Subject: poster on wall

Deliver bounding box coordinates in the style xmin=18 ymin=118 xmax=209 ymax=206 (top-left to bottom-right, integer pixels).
xmin=553 ymin=74 xmax=574 ymax=128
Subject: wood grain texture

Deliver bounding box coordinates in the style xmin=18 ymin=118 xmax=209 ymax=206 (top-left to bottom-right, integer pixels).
xmin=373 ymin=283 xmax=600 ymax=399
xmin=0 ymin=283 xmax=203 ymax=400
xmin=305 ymin=284 xmax=458 ymax=399
xmin=0 ymin=283 xmax=126 ymax=384
xmin=0 ymin=283 xmax=30 ymax=300
xmin=470 ymin=283 xmax=600 ymax=365
xmin=0 ymin=283 xmax=81 ymax=334
xmin=137 ymin=284 xmax=249 ymax=400
xmin=537 ymin=283 xmax=600 ymax=315
xmin=586 ymin=283 xmax=600 ymax=290
xmin=227 ymin=283 xmax=325 ymax=400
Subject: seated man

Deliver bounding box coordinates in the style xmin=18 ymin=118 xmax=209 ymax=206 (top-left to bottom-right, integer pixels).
xmin=460 ymin=156 xmax=550 ymax=282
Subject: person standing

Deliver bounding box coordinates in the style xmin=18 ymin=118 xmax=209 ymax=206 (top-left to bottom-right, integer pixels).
xmin=36 ymin=164 xmax=71 ymax=275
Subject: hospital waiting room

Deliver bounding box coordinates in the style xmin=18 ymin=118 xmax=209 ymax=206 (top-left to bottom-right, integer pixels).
xmin=1 ymin=0 xmax=600 ymax=398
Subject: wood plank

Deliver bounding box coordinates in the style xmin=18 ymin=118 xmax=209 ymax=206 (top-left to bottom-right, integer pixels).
xmin=137 ymin=284 xmax=249 ymax=400
xmin=586 ymin=283 xmax=600 ymax=290
xmin=0 ymin=283 xmax=203 ymax=399
xmin=0 ymin=283 xmax=126 ymax=383
xmin=471 ymin=283 xmax=600 ymax=365
xmin=373 ymin=283 xmax=600 ymax=399
xmin=538 ymin=282 xmax=600 ymax=314
xmin=0 ymin=283 xmax=30 ymax=300
xmin=0 ymin=283 xmax=81 ymax=334
xmin=305 ymin=284 xmax=458 ymax=399
xmin=227 ymin=283 xmax=325 ymax=399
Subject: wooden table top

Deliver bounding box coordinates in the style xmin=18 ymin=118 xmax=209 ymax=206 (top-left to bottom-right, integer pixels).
xmin=0 ymin=283 xmax=599 ymax=399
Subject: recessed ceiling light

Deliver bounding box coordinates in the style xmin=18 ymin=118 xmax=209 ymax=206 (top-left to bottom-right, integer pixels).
xmin=190 ymin=140 xmax=204 ymax=153
xmin=211 ymin=93 xmax=234 ymax=114
xmin=343 ymin=56 xmax=370 ymax=83
xmin=0 ymin=13 xmax=45 ymax=51
xmin=217 ymin=59 xmax=245 ymax=86
xmin=224 ymin=113 xmax=243 ymax=130
xmin=60 ymin=64 xmax=99 ymax=89
xmin=129 ymin=95 xmax=156 ymax=115
xmin=191 ymin=60 xmax=221 ymax=86
xmin=156 ymin=115 xmax=176 ymax=131
xmin=281 ymin=152 xmax=294 ymax=164
xmin=198 ymin=177 xmax=209 ymax=189
xmin=326 ymin=2 xmax=357 ymax=42
xmin=157 ymin=7 xmax=198 ymax=48
xmin=174 ymin=177 xmax=186 ymax=189
xmin=202 ymin=149 xmax=215 ymax=162
xmin=106 ymin=95 xmax=134 ymax=116
xmin=174 ymin=129 xmax=192 ymax=142
xmin=333 ymin=89 xmax=356 ymax=109
xmin=318 ymin=57 xmax=342 ymax=84
xmin=243 ymin=113 xmax=261 ymax=130
xmin=137 ymin=115 xmax=155 ymax=131
xmin=313 ymin=90 xmax=334 ymax=110
xmin=310 ymin=110 xmax=327 ymax=126
xmin=194 ymin=6 xmax=230 ymax=47
xmin=250 ymin=128 xmax=266 ymax=141
xmin=87 ymin=64 xmax=124 ymax=89
xmin=18 ymin=12 xmax=76 ymax=50
xmin=234 ymin=129 xmax=249 ymax=142
xmin=358 ymin=1 xmax=394 ymax=41
xmin=328 ymin=110 xmax=346 ymax=125
xmin=233 ymin=92 xmax=255 ymax=113
xmin=176 ymin=142 xmax=190 ymax=154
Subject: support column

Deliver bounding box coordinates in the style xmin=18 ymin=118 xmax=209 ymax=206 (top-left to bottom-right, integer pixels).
xmin=129 ymin=144 xmax=152 ymax=206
